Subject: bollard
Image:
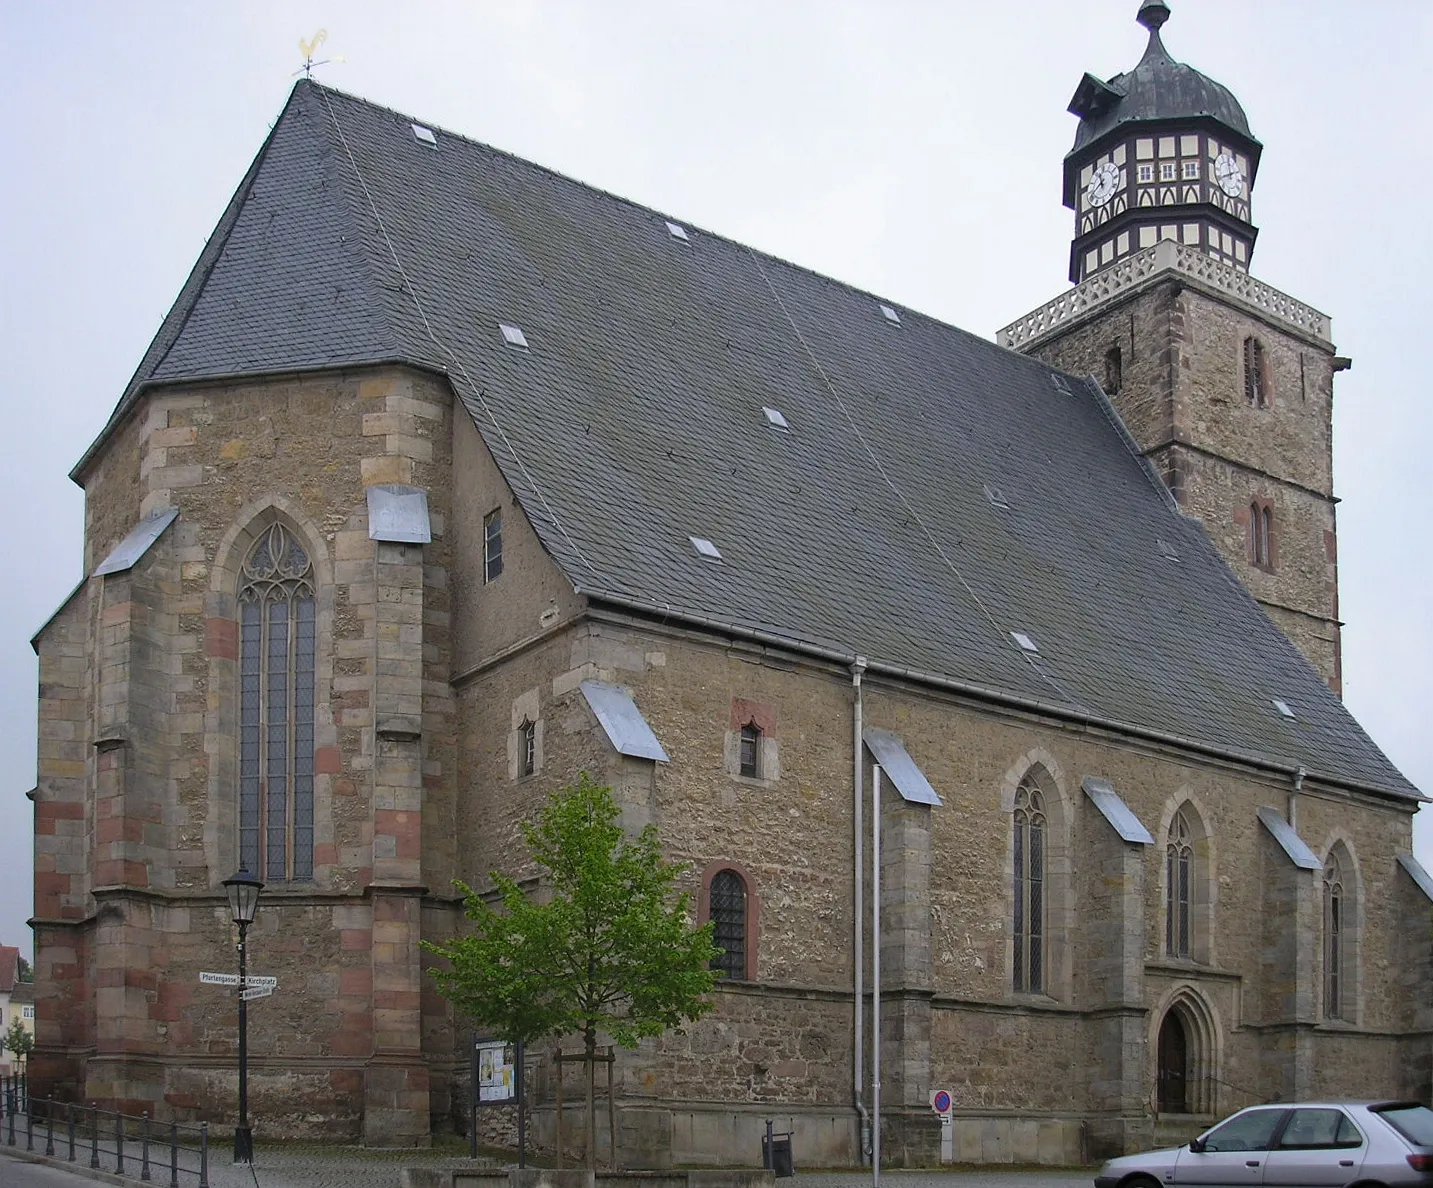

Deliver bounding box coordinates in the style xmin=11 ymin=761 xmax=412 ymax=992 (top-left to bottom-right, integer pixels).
xmin=116 ymin=1111 xmax=125 ymax=1175
xmin=45 ymin=1097 xmax=54 ymax=1156
xmin=26 ymin=1099 xmax=33 ymax=1151
xmin=141 ymin=1110 xmax=152 ymax=1181
xmin=199 ymin=1121 xmax=210 ymax=1188
xmin=91 ymin=1105 xmax=100 ymax=1168
xmin=170 ymin=1121 xmax=180 ymax=1188
xmin=67 ymin=1102 xmax=76 ymax=1161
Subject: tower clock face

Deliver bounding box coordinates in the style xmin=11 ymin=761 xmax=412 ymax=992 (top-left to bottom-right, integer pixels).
xmin=1215 ymin=152 xmax=1246 ymax=197
xmin=1085 ymin=161 xmax=1121 ymax=207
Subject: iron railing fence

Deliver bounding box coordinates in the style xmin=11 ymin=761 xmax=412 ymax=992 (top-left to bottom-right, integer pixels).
xmin=0 ymin=1081 xmax=211 ymax=1187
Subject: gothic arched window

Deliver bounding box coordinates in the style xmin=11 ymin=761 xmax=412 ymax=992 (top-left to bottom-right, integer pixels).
xmin=1249 ymin=501 xmax=1273 ymax=569
xmin=1013 ymin=776 xmax=1046 ymax=993
xmin=239 ymin=523 xmax=316 ymax=882
xmin=1166 ymin=810 xmax=1194 ymax=959
xmin=1324 ymin=851 xmax=1346 ymax=1020
xmin=709 ymin=869 xmax=748 ymax=981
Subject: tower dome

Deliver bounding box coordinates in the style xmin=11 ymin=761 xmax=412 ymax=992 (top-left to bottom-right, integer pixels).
xmin=1069 ymin=1 xmax=1254 ymax=153
xmin=1061 ymin=1 xmax=1262 ymax=283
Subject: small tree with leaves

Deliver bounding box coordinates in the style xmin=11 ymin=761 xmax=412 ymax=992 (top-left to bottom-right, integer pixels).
xmin=2 ymin=1019 xmax=33 ymax=1066
xmin=424 ymin=774 xmax=719 ymax=1168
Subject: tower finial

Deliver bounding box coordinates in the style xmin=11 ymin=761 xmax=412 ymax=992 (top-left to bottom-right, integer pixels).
xmin=1137 ymin=0 xmax=1171 ymax=33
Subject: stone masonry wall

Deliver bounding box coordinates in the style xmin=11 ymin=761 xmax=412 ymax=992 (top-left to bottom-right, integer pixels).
xmin=1026 ymin=277 xmax=1343 ymax=690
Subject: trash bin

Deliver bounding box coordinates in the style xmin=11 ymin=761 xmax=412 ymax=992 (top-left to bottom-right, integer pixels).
xmin=762 ymin=1130 xmax=795 ymax=1177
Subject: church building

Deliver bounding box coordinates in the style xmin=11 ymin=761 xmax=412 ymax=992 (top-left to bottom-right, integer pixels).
xmin=28 ymin=1 xmax=1431 ymax=1168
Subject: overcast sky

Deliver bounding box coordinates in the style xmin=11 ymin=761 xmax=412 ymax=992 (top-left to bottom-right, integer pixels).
xmin=1 ymin=1 xmax=1428 ymax=960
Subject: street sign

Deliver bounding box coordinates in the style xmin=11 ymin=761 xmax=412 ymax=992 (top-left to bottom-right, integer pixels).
xmin=199 ymin=971 xmax=242 ymax=986
xmin=239 ymin=985 xmax=274 ymax=1001
xmin=243 ymin=976 xmax=278 ymax=989
xmin=930 ymin=1089 xmax=952 ymax=1114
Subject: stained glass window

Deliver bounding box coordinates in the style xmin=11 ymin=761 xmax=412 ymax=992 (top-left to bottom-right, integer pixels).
xmin=709 ymin=870 xmax=747 ymax=981
xmin=1013 ymin=775 xmax=1046 ymax=993
xmin=239 ymin=523 xmax=315 ymax=882
xmin=1324 ymin=852 xmax=1345 ymax=1019
xmin=1166 ymin=810 xmax=1193 ymax=958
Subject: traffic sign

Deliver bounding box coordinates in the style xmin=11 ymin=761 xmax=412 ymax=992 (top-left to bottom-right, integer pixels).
xmin=199 ymin=971 xmax=241 ymax=986
xmin=240 ymin=985 xmax=274 ymax=1001
xmin=930 ymin=1089 xmax=952 ymax=1114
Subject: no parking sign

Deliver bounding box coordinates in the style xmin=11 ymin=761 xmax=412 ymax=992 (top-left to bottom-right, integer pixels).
xmin=930 ymin=1089 xmax=952 ymax=1118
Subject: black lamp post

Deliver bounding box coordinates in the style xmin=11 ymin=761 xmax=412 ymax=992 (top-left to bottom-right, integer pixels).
xmin=222 ymin=869 xmax=264 ymax=1164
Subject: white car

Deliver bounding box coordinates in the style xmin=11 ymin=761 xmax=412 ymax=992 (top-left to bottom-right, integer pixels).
xmin=1094 ymin=1101 xmax=1433 ymax=1187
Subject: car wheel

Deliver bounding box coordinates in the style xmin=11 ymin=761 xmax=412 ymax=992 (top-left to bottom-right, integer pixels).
xmin=1121 ymin=1177 xmax=1161 ymax=1188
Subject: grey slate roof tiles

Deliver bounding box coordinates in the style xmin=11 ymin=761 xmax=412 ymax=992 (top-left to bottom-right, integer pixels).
xmin=89 ymin=80 xmax=1416 ymax=801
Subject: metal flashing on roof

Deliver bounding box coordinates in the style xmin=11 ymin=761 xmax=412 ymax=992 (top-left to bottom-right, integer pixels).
xmin=1050 ymin=372 xmax=1072 ymax=394
xmin=1157 ymin=538 xmax=1181 ymax=562
xmin=1257 ymin=807 xmax=1321 ymax=870
xmin=579 ymin=680 xmax=669 ymax=762
xmin=879 ymin=303 xmax=902 ymax=325
xmin=1398 ymin=853 xmax=1433 ymax=903
xmin=665 ymin=221 xmax=689 ymax=241
xmin=1082 ymin=777 xmax=1154 ymax=844
xmin=1273 ymin=699 xmax=1296 ymax=719
xmin=762 ymin=406 xmax=790 ymax=431
xmin=411 ymin=123 xmax=437 ymax=147
xmin=366 ymin=484 xmax=432 ymax=543
xmin=93 ymin=507 xmax=179 ymax=577
xmin=863 ymin=727 xmax=942 ymax=806
xmin=984 ymin=484 xmax=1010 ymax=510
xmin=499 ymin=322 xmax=529 ymax=350
xmin=689 ymin=535 xmax=722 ymax=561
xmin=1011 ymin=631 xmax=1039 ymax=653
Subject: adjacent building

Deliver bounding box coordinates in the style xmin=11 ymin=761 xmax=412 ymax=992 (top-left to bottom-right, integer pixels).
xmin=28 ymin=2 xmax=1429 ymax=1167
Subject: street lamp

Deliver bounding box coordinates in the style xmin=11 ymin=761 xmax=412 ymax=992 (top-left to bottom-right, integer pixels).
xmin=222 ymin=869 xmax=264 ymax=1164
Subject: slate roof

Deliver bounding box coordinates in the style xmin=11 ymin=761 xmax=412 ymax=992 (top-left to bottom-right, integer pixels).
xmin=1068 ymin=5 xmax=1256 ymax=156
xmin=81 ymin=80 xmax=1416 ymax=801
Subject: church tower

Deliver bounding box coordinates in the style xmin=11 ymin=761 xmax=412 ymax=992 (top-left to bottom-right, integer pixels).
xmin=1000 ymin=0 xmax=1346 ymax=692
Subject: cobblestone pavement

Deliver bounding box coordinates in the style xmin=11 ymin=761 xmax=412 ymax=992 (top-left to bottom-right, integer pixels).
xmin=5 ymin=1146 xmax=1096 ymax=1188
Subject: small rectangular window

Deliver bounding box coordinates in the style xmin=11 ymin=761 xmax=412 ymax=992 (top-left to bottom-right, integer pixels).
xmin=879 ymin=303 xmax=902 ymax=325
xmin=1160 ymin=162 xmax=1176 ymax=181
xmin=484 ymin=509 xmax=504 ymax=583
xmin=1182 ymin=160 xmax=1200 ymax=179
xmin=739 ymin=723 xmax=761 ymax=779
xmin=665 ymin=220 xmax=689 ymax=241
xmin=1138 ymin=164 xmax=1154 ymax=183
xmin=499 ymin=323 xmax=529 ymax=350
xmin=1011 ymin=632 xmax=1039 ymax=653
xmin=689 ymin=535 xmax=722 ymax=561
xmin=762 ymin=406 xmax=790 ymax=431
xmin=411 ymin=123 xmax=437 ymax=147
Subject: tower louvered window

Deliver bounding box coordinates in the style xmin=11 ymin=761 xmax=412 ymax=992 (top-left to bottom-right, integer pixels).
xmin=1166 ymin=810 xmax=1193 ymax=958
xmin=709 ymin=870 xmax=747 ymax=981
xmin=1243 ymin=336 xmax=1268 ymax=407
xmin=1013 ymin=779 xmax=1046 ymax=993
xmin=239 ymin=523 xmax=316 ymax=882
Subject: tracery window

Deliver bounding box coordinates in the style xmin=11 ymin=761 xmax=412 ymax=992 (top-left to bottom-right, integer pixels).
xmin=1166 ymin=810 xmax=1194 ymax=958
xmin=239 ymin=523 xmax=316 ymax=882
xmin=1324 ymin=851 xmax=1345 ymax=1019
xmin=738 ymin=723 xmax=761 ymax=779
xmin=1243 ymin=336 xmax=1268 ymax=407
xmin=520 ymin=719 xmax=536 ymax=777
xmin=709 ymin=869 xmax=747 ymax=981
xmin=1012 ymin=777 xmax=1046 ymax=993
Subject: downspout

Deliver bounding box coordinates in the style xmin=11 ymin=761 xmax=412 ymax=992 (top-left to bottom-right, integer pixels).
xmin=1289 ymin=767 xmax=1306 ymax=828
xmin=851 ymin=657 xmax=870 ymax=1161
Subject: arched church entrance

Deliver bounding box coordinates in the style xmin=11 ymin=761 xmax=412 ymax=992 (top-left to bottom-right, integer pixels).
xmin=1157 ymin=1009 xmax=1189 ymax=1113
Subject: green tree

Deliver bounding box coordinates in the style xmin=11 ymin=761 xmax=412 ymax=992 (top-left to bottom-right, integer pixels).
xmin=2 ymin=1019 xmax=33 ymax=1064
xmin=15 ymin=956 xmax=32 ymax=983
xmin=424 ymin=774 xmax=719 ymax=1168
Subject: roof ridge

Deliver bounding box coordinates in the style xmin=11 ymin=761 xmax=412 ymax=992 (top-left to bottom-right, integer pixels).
xmin=306 ymin=81 xmax=1034 ymax=368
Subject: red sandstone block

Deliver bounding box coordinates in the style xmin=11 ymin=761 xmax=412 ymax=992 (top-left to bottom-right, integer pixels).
xmin=95 ymin=859 xmax=150 ymax=887
xmin=340 ymin=967 xmax=372 ymax=996
xmin=102 ymin=602 xmax=135 ymax=627
xmin=314 ymin=843 xmax=338 ymax=867
xmin=340 ymin=929 xmax=372 ymax=951
xmin=407 ymin=1068 xmax=431 ymax=1090
xmin=374 ymin=990 xmax=421 ymax=1011
xmin=331 ymin=1069 xmax=363 ymax=1094
xmin=333 ymin=779 xmax=357 ymax=797
xmin=35 ymin=872 xmax=70 ymax=896
xmin=315 ymin=746 xmax=343 ymax=774
xmin=97 ymin=815 xmax=145 ymax=845
xmin=205 ymin=617 xmax=238 ymax=660
xmin=330 ymin=1029 xmax=373 ymax=1058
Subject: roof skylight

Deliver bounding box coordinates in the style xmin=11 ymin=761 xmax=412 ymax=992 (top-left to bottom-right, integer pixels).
xmin=411 ymin=123 xmax=438 ymax=147
xmin=762 ymin=406 xmax=790 ymax=431
xmin=1273 ymin=698 xmax=1296 ymax=719
xmin=689 ymin=536 xmax=722 ymax=561
xmin=1157 ymin=538 xmax=1181 ymax=562
xmin=984 ymin=484 xmax=1010 ymax=510
xmin=666 ymin=221 xmax=689 ymax=241
xmin=1011 ymin=632 xmax=1039 ymax=653
xmin=880 ymin=304 xmax=902 ymax=325
xmin=499 ymin=323 xmax=529 ymax=350
xmin=1050 ymin=372 xmax=1072 ymax=394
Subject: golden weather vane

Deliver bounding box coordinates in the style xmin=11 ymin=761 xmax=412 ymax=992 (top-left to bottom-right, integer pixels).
xmin=297 ymin=29 xmax=345 ymax=78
